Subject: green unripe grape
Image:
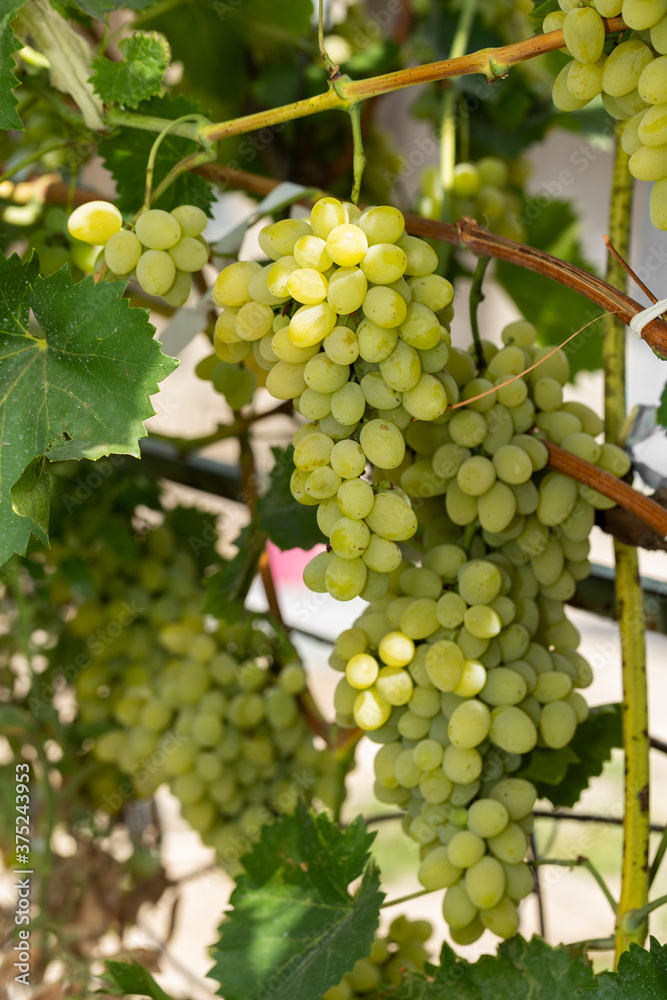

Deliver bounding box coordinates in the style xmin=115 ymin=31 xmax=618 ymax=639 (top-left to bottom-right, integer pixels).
xmin=353 ymin=688 xmax=391 ymax=730
xmin=464 ymin=855 xmax=506 ymax=910
xmin=448 ymin=700 xmax=491 ymax=749
xmin=442 ymin=883 xmax=479 ymax=929
xmin=489 ymin=705 xmax=537 ymax=754
xmin=359 ymin=205 xmax=405 ymax=244
xmin=563 ymin=8 xmax=605 ymax=64
xmin=602 ymin=40 xmax=654 ymax=98
xmin=447 ymin=829 xmax=486 ymax=868
xmin=540 ymin=699 xmax=578 ymax=748
xmin=480 ymin=896 xmax=519 ymax=939
xmin=442 ymin=745 xmax=483 ymax=784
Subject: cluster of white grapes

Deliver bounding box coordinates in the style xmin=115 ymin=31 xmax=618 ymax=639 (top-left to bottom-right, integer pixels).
xmin=547 ymin=0 xmax=667 ymax=229
xmin=328 ymin=543 xmax=591 ymax=943
xmin=213 ymin=196 xmax=457 ymax=601
xmin=323 ymin=916 xmax=432 ymax=999
xmin=87 ymin=612 xmax=333 ymax=864
xmin=419 ymin=156 xmax=527 ymax=242
xmin=67 ymin=199 xmax=210 ymax=304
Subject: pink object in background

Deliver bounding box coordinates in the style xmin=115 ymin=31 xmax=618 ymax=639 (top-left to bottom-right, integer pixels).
xmin=267 ymin=541 xmax=326 ymax=584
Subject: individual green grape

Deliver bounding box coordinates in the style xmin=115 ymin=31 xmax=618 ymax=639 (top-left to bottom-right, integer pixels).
xmin=537 ymin=472 xmax=578 ymax=526
xmin=354 ymin=688 xmax=391 ymax=729
xmin=629 ymin=142 xmax=667 ymax=180
xmin=325 ymin=555 xmax=367 ymax=600
xmin=304 ymin=353 xmax=350 ymax=393
xmin=402 ymin=374 xmax=448 ymax=421
xmin=330 ymin=517 xmax=371 ymax=558
xmin=467 ymin=798 xmax=510 ymax=838
xmin=170 ymin=204 xmax=207 ymax=237
xmin=346 ymin=652 xmax=379 ymax=689
xmin=480 ymin=896 xmax=519 ymax=939
xmin=489 ymin=705 xmax=537 ymax=754
xmin=362 ymin=534 xmax=402 ymax=573
xmin=378 ymin=631 xmax=415 ymax=667
xmin=448 ymin=700 xmax=491 ymax=749
xmin=602 ymin=39 xmax=654 ymax=97
xmin=442 ymin=883 xmax=479 ymax=929
xmin=169 ymin=235 xmax=209 ymax=272
xmin=464 ymin=855 xmax=506 ymax=910
xmin=623 ymin=0 xmax=667 ymax=30
xmin=323 ymin=326 xmax=360 ymax=365
xmin=563 ymin=8 xmax=605 ymax=64
xmin=163 ymin=269 xmax=193 ymax=307
xmin=104 ymin=229 xmax=142 ymax=274
xmin=338 ymin=478 xmax=374 ymax=518
xmin=418 ymin=846 xmax=462 ymax=889
xmin=68 ymin=200 xmax=123 ymax=244
xmin=359 ymin=205 xmax=405 ymax=244
xmin=135 ymin=208 xmax=182 ymax=250
xmin=360 ymin=243 xmax=408 ymax=283
xmin=365 ymin=493 xmax=418 ymax=540
xmin=540 ymin=699 xmax=578 ymax=748
xmin=457 ymin=455 xmax=497 ymax=496
xmin=326 ymin=223 xmax=368 ymax=266
xmin=567 ymin=56 xmax=606 ymax=101
xmin=327 ymin=267 xmax=368 ymax=314
xmin=447 ymin=829 xmax=486 ymax=868
xmin=357 ymin=318 xmax=398 ymax=362
xmin=360 ymin=419 xmax=406 ymax=469
xmin=136 ymin=250 xmax=176 ymax=296
xmin=458 ymin=561 xmax=503 ymax=605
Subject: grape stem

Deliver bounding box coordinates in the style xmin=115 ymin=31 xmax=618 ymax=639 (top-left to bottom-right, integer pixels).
xmin=625 ymin=892 xmax=667 ymax=930
xmin=193 ymin=165 xmax=667 ymax=360
xmin=348 ymin=104 xmax=366 ymax=205
xmin=318 ymin=0 xmax=340 ymax=79
xmin=147 ymin=401 xmax=293 ymax=454
xmin=603 ymin=234 xmax=662 ymax=309
xmin=649 ymin=824 xmax=667 ymax=885
xmin=379 ymin=887 xmax=435 ymax=909
xmin=142 ymin=113 xmax=210 ymax=212
xmin=468 ymin=255 xmax=490 ymax=372
xmin=542 ymin=440 xmax=667 ymax=541
xmin=605 ymin=133 xmax=650 ymax=966
xmin=532 ymin=857 xmax=617 ymax=914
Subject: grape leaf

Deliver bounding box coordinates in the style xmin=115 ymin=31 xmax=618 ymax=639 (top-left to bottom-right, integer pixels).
xmin=72 ymin=0 xmax=158 ymax=20
xmin=91 ymin=33 xmax=170 ymax=109
xmin=99 ymin=94 xmax=214 ymax=215
xmin=203 ymin=523 xmax=266 ymax=621
xmin=208 ymin=802 xmax=383 ymax=1000
xmin=0 ymin=253 xmax=177 ymax=566
xmin=658 ymin=380 xmax=667 ymax=430
xmin=530 ymin=0 xmax=561 ymax=25
xmin=255 ymin=446 xmax=323 ymax=552
xmin=0 ymin=0 xmax=24 ymax=130
xmin=391 ymin=936 xmax=596 ymax=999
xmin=97 ymin=959 xmax=176 ymax=999
xmin=583 ymin=937 xmax=667 ymax=998
xmin=10 ymin=455 xmax=50 ymax=539
xmin=496 ymin=199 xmax=603 ymax=378
xmin=518 ymin=704 xmax=622 ymax=808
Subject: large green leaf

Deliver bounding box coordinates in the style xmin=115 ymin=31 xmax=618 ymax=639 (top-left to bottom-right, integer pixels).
xmin=518 ymin=704 xmax=622 ymax=808
xmin=0 ymin=0 xmax=24 ymax=130
xmin=496 ymin=199 xmax=604 ymax=378
xmin=392 ymin=936 xmax=596 ymax=999
xmin=582 ymin=937 xmax=667 ymax=998
xmin=256 ymin=446 xmax=323 ymax=552
xmin=99 ymin=94 xmax=214 ymax=216
xmin=0 ymin=253 xmax=177 ymax=565
xmin=91 ymin=32 xmax=170 ymax=109
xmin=208 ymin=802 xmax=383 ymax=1000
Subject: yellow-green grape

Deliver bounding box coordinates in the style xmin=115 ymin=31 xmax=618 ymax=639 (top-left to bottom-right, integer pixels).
xmin=563 ymin=8 xmax=605 ymax=64
xmin=289 ymin=303 xmax=338 ymax=348
xmin=365 ymin=493 xmax=418 ymax=540
xmin=567 ymin=57 xmax=606 ymax=101
xmin=637 ymin=101 xmax=667 ymax=146
xmin=294 ymin=234 xmax=332 ymax=271
xmin=553 ymin=63 xmax=591 ymax=111
xmin=310 ymin=197 xmax=347 ymax=239
xmin=652 ymin=14 xmax=667 ymax=53
xmin=163 ymin=269 xmax=193 ymax=307
xmin=639 ymin=55 xmax=667 ymax=106
xmin=359 ymin=205 xmax=405 ymax=244
xmin=135 ymin=208 xmax=182 ymax=250
xmin=326 ymin=224 xmax=369 ymax=266
xmin=104 ymin=229 xmax=142 ymax=274
xmin=136 ymin=250 xmax=176 ymax=296
xmin=213 ymin=260 xmax=262 ymax=307
xmin=354 ymin=688 xmax=391 ymax=729
xmin=623 ymin=0 xmax=667 ymax=30
xmin=67 ymin=200 xmax=122 ymax=244
xmin=326 ymin=554 xmax=367 ymax=600
xmin=170 ymin=204 xmax=208 ymax=237
xmin=601 ymin=40 xmax=654 ymax=97
xmin=169 ymin=236 xmax=209 ymax=272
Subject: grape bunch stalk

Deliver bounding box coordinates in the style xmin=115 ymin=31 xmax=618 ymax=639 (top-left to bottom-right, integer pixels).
xmin=548 ymin=0 xmax=667 ymax=228
xmin=67 ymin=199 xmax=210 ymax=304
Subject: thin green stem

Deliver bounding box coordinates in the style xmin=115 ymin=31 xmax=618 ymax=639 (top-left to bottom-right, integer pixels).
xmin=604 ymin=129 xmax=650 ymax=967
xmin=649 ymin=825 xmax=667 ymax=885
xmin=0 ymin=140 xmax=69 ymax=184
xmin=142 ymin=113 xmax=209 ymax=211
xmin=380 ymin=888 xmax=435 ymax=910
xmin=626 ymin=892 xmax=667 ymax=929
xmin=469 ymin=255 xmax=490 ymax=372
xmin=348 ymin=104 xmax=366 ymax=205
xmin=106 ymin=108 xmax=204 ymax=141
xmin=149 ymin=147 xmax=215 ymax=207
xmin=571 ymin=937 xmax=616 ymax=952
xmin=533 ymin=857 xmax=617 ymax=914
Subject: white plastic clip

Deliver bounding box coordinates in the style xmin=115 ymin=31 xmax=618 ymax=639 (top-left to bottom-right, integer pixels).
xmin=629 ymin=297 xmax=667 ymax=339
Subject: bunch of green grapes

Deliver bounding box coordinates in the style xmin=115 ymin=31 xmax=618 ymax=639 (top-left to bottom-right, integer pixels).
xmin=547 ymin=0 xmax=667 ymax=229
xmin=323 ymin=915 xmax=432 ymax=999
xmin=67 ymin=200 xmax=210 ymax=304
xmin=212 ymin=196 xmax=455 ymax=603
xmin=319 ymin=318 xmax=632 ymax=941
xmin=90 ymin=614 xmax=335 ymax=866
xmin=418 ymin=157 xmax=527 ymax=242
xmin=329 ymin=539 xmax=590 ymax=943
